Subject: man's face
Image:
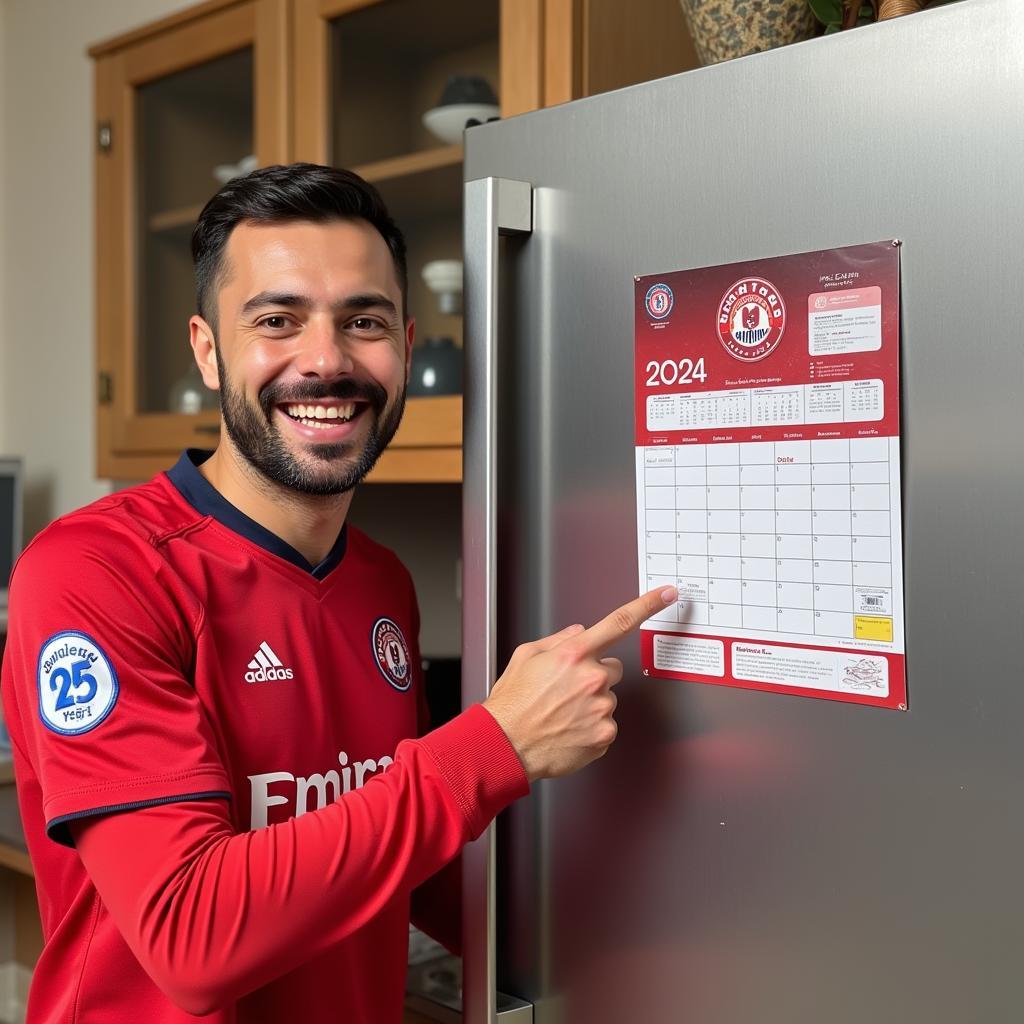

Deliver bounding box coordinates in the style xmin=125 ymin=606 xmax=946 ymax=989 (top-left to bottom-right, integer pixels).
xmin=195 ymin=219 xmax=413 ymax=496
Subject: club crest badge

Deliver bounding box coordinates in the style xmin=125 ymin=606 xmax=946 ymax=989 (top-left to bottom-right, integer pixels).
xmin=716 ymin=276 xmax=786 ymax=361
xmin=645 ymin=283 xmax=674 ymax=320
xmin=371 ymin=617 xmax=412 ymax=691
xmin=37 ymin=631 xmax=119 ymax=736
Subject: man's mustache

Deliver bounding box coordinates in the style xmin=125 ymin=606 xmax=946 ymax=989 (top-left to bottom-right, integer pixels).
xmin=258 ymin=378 xmax=388 ymax=416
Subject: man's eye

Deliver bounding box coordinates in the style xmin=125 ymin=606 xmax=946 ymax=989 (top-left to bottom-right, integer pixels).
xmin=351 ymin=317 xmax=382 ymax=331
xmin=260 ymin=315 xmax=291 ymax=330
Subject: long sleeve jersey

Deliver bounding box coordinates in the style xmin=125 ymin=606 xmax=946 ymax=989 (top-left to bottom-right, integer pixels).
xmin=0 ymin=451 xmax=527 ymax=1022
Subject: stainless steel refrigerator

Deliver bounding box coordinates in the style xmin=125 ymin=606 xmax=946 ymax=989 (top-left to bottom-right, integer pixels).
xmin=454 ymin=1 xmax=1024 ymax=1020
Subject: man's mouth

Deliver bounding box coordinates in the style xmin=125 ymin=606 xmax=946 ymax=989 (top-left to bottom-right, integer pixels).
xmin=281 ymin=402 xmax=359 ymax=429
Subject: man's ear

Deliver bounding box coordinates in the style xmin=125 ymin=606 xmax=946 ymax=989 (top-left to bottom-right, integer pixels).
xmin=189 ymin=315 xmax=220 ymax=391
xmin=404 ymin=316 xmax=416 ymax=380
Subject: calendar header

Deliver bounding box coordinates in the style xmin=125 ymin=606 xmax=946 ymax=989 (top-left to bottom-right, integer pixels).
xmin=634 ymin=241 xmax=901 ymax=447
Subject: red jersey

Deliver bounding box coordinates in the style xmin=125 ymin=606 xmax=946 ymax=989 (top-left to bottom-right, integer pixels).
xmin=0 ymin=450 xmax=527 ymax=1022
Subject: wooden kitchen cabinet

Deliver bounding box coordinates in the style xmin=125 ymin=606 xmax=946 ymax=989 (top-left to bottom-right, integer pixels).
xmin=91 ymin=0 xmax=697 ymax=482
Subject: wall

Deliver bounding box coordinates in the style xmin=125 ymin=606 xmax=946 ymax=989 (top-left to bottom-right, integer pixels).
xmin=0 ymin=0 xmax=194 ymax=541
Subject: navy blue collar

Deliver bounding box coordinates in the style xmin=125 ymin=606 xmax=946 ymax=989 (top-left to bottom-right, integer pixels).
xmin=167 ymin=450 xmax=348 ymax=580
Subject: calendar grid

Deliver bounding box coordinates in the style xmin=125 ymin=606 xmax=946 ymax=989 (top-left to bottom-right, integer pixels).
xmin=642 ymin=438 xmax=896 ymax=644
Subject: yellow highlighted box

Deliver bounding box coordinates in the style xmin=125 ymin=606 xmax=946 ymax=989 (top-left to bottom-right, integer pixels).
xmin=855 ymin=615 xmax=893 ymax=642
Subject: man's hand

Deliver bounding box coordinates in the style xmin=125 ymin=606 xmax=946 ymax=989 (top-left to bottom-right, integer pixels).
xmin=483 ymin=586 xmax=679 ymax=783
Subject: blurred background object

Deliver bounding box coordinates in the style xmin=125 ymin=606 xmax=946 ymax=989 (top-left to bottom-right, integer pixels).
xmin=421 ymin=258 xmax=463 ymax=315
xmin=409 ymin=337 xmax=463 ymax=397
xmin=212 ymin=152 xmax=258 ymax=184
xmin=422 ymin=73 xmax=500 ymax=145
xmin=167 ymin=362 xmax=218 ymax=415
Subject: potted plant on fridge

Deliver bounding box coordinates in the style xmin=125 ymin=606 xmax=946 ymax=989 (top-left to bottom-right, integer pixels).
xmin=808 ymin=0 xmax=961 ymax=32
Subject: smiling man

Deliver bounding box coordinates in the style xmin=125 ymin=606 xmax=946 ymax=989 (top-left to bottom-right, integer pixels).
xmin=0 ymin=164 xmax=676 ymax=1023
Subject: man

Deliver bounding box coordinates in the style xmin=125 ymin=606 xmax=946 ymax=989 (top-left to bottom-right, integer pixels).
xmin=0 ymin=164 xmax=676 ymax=1023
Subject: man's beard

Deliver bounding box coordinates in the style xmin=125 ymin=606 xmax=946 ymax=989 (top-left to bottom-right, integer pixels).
xmin=215 ymin=349 xmax=406 ymax=496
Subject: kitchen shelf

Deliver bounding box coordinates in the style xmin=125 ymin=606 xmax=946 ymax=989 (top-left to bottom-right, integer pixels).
xmin=148 ymin=202 xmax=204 ymax=232
xmin=368 ymin=395 xmax=463 ymax=483
xmin=353 ymin=145 xmax=462 ymax=184
xmin=389 ymin=394 xmax=461 ymax=448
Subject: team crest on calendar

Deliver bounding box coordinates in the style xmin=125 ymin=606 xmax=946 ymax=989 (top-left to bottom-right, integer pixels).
xmin=36 ymin=631 xmax=119 ymax=735
xmin=717 ymin=276 xmax=786 ymax=361
xmin=371 ymin=618 xmax=412 ymax=691
xmin=645 ymin=283 xmax=674 ymax=320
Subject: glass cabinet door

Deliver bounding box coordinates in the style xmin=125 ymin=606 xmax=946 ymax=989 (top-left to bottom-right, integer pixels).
xmin=137 ymin=47 xmax=254 ymax=419
xmin=94 ymin=0 xmax=288 ymax=473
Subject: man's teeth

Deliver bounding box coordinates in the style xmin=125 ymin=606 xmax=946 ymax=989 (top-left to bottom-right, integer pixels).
xmin=284 ymin=403 xmax=356 ymax=426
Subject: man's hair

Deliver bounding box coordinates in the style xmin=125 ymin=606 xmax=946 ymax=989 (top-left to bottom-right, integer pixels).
xmin=191 ymin=163 xmax=408 ymax=330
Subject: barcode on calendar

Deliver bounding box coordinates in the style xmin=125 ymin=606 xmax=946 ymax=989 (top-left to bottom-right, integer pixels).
xmin=864 ymin=596 xmax=882 ymax=606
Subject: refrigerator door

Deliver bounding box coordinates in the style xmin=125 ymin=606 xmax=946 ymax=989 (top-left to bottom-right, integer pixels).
xmin=462 ymin=1 xmax=1024 ymax=1022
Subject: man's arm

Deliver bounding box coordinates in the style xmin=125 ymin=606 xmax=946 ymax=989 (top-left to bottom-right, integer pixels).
xmin=69 ymin=587 xmax=676 ymax=1014
xmin=70 ymin=704 xmax=522 ymax=1016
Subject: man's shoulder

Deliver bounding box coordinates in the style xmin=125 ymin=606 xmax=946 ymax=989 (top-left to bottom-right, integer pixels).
xmin=6 ymin=475 xmax=203 ymax=644
xmin=16 ymin=474 xmax=200 ymax=577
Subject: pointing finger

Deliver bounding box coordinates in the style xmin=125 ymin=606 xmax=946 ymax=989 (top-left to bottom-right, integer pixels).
xmin=572 ymin=586 xmax=678 ymax=657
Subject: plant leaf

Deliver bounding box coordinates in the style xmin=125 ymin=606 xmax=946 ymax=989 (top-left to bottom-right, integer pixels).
xmin=807 ymin=0 xmax=842 ymax=24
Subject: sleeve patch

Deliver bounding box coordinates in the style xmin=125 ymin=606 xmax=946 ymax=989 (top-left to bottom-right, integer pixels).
xmin=37 ymin=631 xmax=120 ymax=736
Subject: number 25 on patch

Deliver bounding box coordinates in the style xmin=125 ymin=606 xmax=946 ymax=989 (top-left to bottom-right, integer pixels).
xmin=37 ymin=631 xmax=119 ymax=736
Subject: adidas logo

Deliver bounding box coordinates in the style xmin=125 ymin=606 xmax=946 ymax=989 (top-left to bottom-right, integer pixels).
xmin=245 ymin=642 xmax=295 ymax=683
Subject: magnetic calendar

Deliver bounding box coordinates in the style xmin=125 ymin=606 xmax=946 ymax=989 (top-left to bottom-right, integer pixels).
xmin=634 ymin=241 xmax=906 ymax=709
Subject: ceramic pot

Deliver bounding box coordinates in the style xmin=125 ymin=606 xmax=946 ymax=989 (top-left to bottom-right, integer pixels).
xmin=679 ymin=0 xmax=818 ymax=64
xmin=438 ymin=75 xmax=497 ymax=107
xmin=409 ymin=337 xmax=463 ymax=396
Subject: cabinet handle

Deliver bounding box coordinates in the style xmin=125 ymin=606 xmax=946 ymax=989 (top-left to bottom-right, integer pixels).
xmin=97 ymin=120 xmax=112 ymax=153
xmin=462 ymin=177 xmax=533 ymax=1024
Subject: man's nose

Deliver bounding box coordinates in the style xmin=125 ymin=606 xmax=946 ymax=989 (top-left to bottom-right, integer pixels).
xmin=293 ymin=318 xmax=354 ymax=377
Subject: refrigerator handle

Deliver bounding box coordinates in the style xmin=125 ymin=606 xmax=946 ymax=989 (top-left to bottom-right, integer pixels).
xmin=462 ymin=177 xmax=534 ymax=1024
